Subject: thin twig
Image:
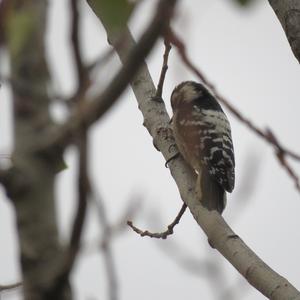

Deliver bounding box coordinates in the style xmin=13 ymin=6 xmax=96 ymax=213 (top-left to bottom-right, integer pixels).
xmin=167 ymin=29 xmax=300 ymax=162
xmin=276 ymin=151 xmax=300 ymax=192
xmin=70 ymin=0 xmax=91 ymax=105
xmin=68 ymin=0 xmax=90 ymax=275
xmin=156 ymin=38 xmax=172 ymax=98
xmin=44 ymin=2 xmax=90 ymax=297
xmin=127 ymin=203 xmax=187 ymax=239
xmin=69 ymin=0 xmax=89 ymax=258
xmin=267 ymin=129 xmax=300 ymax=192
xmin=71 ymin=0 xmax=84 ymax=86
xmin=70 ymin=130 xmax=89 ymax=250
xmin=92 ymin=191 xmax=119 ymax=300
xmin=46 ymin=132 xmax=90 ymax=297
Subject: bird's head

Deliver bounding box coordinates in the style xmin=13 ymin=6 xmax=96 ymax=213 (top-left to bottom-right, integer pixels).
xmin=170 ymin=81 xmax=222 ymax=112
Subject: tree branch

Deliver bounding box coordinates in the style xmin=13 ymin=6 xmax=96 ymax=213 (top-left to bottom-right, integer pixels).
xmin=267 ymin=129 xmax=300 ymax=192
xmin=44 ymin=3 xmax=90 ymax=296
xmin=69 ymin=0 xmax=89 ymax=256
xmin=66 ymin=131 xmax=89 ymax=268
xmin=268 ymin=0 xmax=300 ymax=63
xmin=127 ymin=203 xmax=187 ymax=239
xmin=70 ymin=0 xmax=84 ymax=85
xmin=155 ymin=38 xmax=172 ymax=98
xmin=91 ymin=5 xmax=300 ymax=300
xmin=47 ymin=130 xmax=90 ymax=299
xmin=92 ymin=191 xmax=119 ymax=300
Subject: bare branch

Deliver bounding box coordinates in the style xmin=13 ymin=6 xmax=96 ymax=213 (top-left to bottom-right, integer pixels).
xmin=70 ymin=0 xmax=84 ymax=85
xmin=68 ymin=0 xmax=91 ymax=105
xmin=277 ymin=151 xmax=300 ymax=192
xmin=92 ymin=191 xmax=119 ymax=300
xmin=69 ymin=0 xmax=89 ymax=254
xmin=44 ymin=137 xmax=90 ymax=300
xmin=46 ymin=133 xmax=90 ymax=299
xmin=70 ymin=133 xmax=89 ymax=251
xmin=127 ymin=203 xmax=187 ymax=239
xmin=266 ymin=129 xmax=300 ymax=192
xmin=155 ymin=38 xmax=172 ymax=98
xmin=45 ymin=4 xmax=90 ymax=296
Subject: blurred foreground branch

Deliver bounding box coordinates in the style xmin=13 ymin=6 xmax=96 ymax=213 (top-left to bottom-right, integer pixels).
xmin=92 ymin=191 xmax=119 ymax=300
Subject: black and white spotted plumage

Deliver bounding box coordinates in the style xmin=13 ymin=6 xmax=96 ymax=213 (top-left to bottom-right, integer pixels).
xmin=171 ymin=81 xmax=235 ymax=213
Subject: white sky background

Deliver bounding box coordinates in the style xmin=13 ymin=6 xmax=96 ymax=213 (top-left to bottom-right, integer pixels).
xmin=1 ymin=0 xmax=300 ymax=299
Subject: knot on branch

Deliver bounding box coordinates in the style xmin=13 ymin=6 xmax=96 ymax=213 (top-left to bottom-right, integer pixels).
xmin=152 ymin=124 xmax=174 ymax=152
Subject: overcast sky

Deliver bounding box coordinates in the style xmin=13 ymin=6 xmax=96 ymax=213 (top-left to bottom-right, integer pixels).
xmin=1 ymin=0 xmax=300 ymax=299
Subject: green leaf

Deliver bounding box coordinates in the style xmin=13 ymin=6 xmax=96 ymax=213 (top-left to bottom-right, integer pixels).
xmin=90 ymin=0 xmax=136 ymax=35
xmin=7 ymin=10 xmax=37 ymax=59
xmin=55 ymin=157 xmax=68 ymax=173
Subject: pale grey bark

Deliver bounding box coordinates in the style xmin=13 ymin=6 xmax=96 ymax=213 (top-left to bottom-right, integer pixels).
xmin=88 ymin=1 xmax=300 ymax=299
xmin=268 ymin=0 xmax=300 ymax=63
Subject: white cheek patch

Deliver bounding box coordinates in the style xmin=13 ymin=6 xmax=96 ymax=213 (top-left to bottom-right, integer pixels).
xmin=180 ymin=85 xmax=199 ymax=102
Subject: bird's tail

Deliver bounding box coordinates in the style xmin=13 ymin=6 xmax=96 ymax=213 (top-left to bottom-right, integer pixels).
xmin=195 ymin=169 xmax=226 ymax=214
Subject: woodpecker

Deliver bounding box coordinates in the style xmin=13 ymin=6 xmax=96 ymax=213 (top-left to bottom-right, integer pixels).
xmin=170 ymin=81 xmax=235 ymax=213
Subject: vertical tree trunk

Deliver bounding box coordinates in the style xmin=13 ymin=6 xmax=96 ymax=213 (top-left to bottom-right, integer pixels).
xmin=5 ymin=1 xmax=71 ymax=299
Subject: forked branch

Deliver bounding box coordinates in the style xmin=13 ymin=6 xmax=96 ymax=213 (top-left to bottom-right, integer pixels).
xmin=127 ymin=203 xmax=187 ymax=239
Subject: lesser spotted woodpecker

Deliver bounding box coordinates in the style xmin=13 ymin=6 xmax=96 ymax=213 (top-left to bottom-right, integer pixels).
xmin=171 ymin=81 xmax=235 ymax=213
